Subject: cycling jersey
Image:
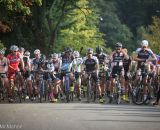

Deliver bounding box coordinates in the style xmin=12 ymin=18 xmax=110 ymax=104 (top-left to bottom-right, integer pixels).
xmin=43 ymin=60 xmax=55 ymax=72
xmin=53 ymin=59 xmax=61 ymax=73
xmin=156 ymin=55 xmax=160 ymax=65
xmin=83 ymin=56 xmax=99 ymax=72
xmin=31 ymin=57 xmax=44 ymax=71
xmin=112 ymin=51 xmax=124 ymax=67
xmin=23 ymin=56 xmax=31 ymax=71
xmin=94 ymin=53 xmax=107 ymax=64
xmin=7 ymin=53 xmax=21 ymax=72
xmin=136 ymin=48 xmax=154 ymax=69
xmin=61 ymin=54 xmax=73 ymax=72
xmin=95 ymin=53 xmax=108 ymax=71
xmin=43 ymin=60 xmax=55 ymax=81
xmin=123 ymin=56 xmax=131 ymax=72
xmin=136 ymin=48 xmax=153 ymax=60
xmin=72 ymin=57 xmax=83 ymax=73
xmin=61 ymin=54 xmax=74 ymax=64
xmin=0 ymin=57 xmax=8 ymax=73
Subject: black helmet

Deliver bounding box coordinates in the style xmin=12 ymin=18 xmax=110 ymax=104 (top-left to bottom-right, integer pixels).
xmin=87 ymin=48 xmax=93 ymax=54
xmin=64 ymin=47 xmax=72 ymax=53
xmin=115 ymin=42 xmax=122 ymax=48
xmin=96 ymin=46 xmax=103 ymax=54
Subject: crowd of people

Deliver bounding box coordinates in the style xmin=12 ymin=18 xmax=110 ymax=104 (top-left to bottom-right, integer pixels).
xmin=0 ymin=40 xmax=160 ymax=105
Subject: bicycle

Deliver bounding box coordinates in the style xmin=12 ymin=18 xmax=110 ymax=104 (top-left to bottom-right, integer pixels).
xmin=112 ymin=73 xmax=122 ymax=104
xmin=86 ymin=71 xmax=97 ymax=103
xmin=61 ymin=62 xmax=73 ymax=103
xmin=0 ymin=73 xmax=8 ymax=102
xmin=132 ymin=62 xmax=150 ymax=105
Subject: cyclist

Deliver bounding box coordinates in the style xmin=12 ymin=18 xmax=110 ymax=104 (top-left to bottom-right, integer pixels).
xmin=31 ymin=49 xmax=44 ymax=97
xmin=94 ymin=46 xmax=108 ymax=102
xmin=122 ymin=47 xmax=131 ymax=101
xmin=40 ymin=54 xmax=57 ymax=102
xmin=153 ymin=54 xmax=160 ymax=105
xmin=0 ymin=49 xmax=10 ymax=101
xmin=83 ymin=48 xmax=103 ymax=103
xmin=134 ymin=40 xmax=157 ymax=101
xmin=52 ymin=53 xmax=63 ymax=100
xmin=18 ymin=47 xmax=25 ymax=59
xmin=23 ymin=51 xmax=32 ymax=100
xmin=60 ymin=47 xmax=74 ymax=101
xmin=7 ymin=45 xmax=24 ymax=102
xmin=109 ymin=42 xmax=129 ymax=103
xmin=72 ymin=51 xmax=83 ymax=101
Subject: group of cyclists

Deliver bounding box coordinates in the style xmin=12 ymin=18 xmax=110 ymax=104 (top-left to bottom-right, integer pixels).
xmin=0 ymin=39 xmax=160 ymax=105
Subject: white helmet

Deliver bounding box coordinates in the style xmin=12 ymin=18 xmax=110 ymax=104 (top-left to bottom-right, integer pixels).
xmin=73 ymin=51 xmax=80 ymax=58
xmin=34 ymin=49 xmax=40 ymax=55
xmin=141 ymin=40 xmax=148 ymax=47
xmin=52 ymin=53 xmax=58 ymax=59
xmin=10 ymin=45 xmax=19 ymax=51
xmin=24 ymin=51 xmax=30 ymax=56
xmin=0 ymin=49 xmax=5 ymax=55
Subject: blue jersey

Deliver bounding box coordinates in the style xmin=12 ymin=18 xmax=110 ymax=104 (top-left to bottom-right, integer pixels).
xmin=136 ymin=48 xmax=153 ymax=60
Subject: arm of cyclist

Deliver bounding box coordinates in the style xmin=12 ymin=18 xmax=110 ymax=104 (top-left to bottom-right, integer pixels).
xmin=20 ymin=57 xmax=25 ymax=71
xmin=121 ymin=49 xmax=129 ymax=60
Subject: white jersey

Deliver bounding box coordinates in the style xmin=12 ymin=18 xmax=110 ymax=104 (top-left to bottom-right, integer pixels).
xmin=72 ymin=57 xmax=83 ymax=72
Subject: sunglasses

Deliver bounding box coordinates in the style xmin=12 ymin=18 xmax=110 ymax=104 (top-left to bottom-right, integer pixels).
xmin=142 ymin=46 xmax=147 ymax=48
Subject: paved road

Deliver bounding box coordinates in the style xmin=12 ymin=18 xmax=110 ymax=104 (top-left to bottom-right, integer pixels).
xmin=0 ymin=103 xmax=160 ymax=130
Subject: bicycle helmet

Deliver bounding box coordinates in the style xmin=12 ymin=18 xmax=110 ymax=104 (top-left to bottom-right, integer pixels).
xmin=19 ymin=47 xmax=25 ymax=52
xmin=96 ymin=46 xmax=103 ymax=54
xmin=10 ymin=45 xmax=19 ymax=51
xmin=34 ymin=49 xmax=40 ymax=55
xmin=87 ymin=48 xmax=93 ymax=54
xmin=73 ymin=51 xmax=80 ymax=58
xmin=0 ymin=49 xmax=5 ymax=55
xmin=141 ymin=40 xmax=148 ymax=47
xmin=52 ymin=53 xmax=58 ymax=59
xmin=24 ymin=51 xmax=30 ymax=56
xmin=115 ymin=42 xmax=122 ymax=48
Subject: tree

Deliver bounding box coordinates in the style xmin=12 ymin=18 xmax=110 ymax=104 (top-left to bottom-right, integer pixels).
xmin=96 ymin=0 xmax=133 ymax=50
xmin=141 ymin=16 xmax=160 ymax=54
xmin=53 ymin=0 xmax=105 ymax=54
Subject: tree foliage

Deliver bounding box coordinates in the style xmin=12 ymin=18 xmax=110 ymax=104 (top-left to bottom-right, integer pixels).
xmin=141 ymin=16 xmax=160 ymax=54
xmin=0 ymin=0 xmax=160 ymax=55
xmin=54 ymin=0 xmax=105 ymax=54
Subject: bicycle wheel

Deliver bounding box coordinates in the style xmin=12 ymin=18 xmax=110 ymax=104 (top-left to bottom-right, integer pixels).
xmin=64 ymin=76 xmax=70 ymax=103
xmin=132 ymin=84 xmax=145 ymax=105
xmin=116 ymin=82 xmax=121 ymax=104
xmin=40 ymin=80 xmax=44 ymax=103
xmin=87 ymin=79 xmax=91 ymax=103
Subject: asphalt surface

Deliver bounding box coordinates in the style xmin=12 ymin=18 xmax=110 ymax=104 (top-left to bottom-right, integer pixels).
xmin=0 ymin=103 xmax=160 ymax=130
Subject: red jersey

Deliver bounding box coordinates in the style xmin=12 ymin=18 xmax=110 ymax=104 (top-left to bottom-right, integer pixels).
xmin=7 ymin=53 xmax=21 ymax=72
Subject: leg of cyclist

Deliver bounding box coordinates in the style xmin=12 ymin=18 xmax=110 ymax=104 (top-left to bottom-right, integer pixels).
xmin=1 ymin=74 xmax=10 ymax=100
xmin=53 ymin=78 xmax=61 ymax=102
xmin=124 ymin=72 xmax=129 ymax=101
xmin=100 ymin=76 xmax=106 ymax=102
xmin=74 ymin=72 xmax=81 ymax=101
xmin=92 ymin=72 xmax=102 ymax=103
xmin=109 ymin=66 xmax=117 ymax=103
xmin=143 ymin=63 xmax=151 ymax=101
xmin=153 ymin=65 xmax=160 ymax=105
xmin=26 ymin=75 xmax=33 ymax=100
xmin=120 ymin=68 xmax=125 ymax=101
xmin=8 ymin=72 xmax=16 ymax=102
xmin=49 ymin=82 xmax=55 ymax=102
